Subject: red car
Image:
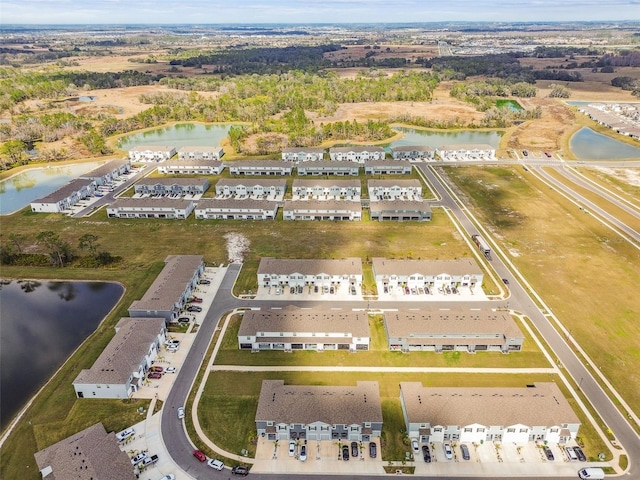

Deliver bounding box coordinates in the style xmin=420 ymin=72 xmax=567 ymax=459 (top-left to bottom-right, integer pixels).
xmin=189 ymin=297 xmax=203 ymax=303
xmin=147 ymin=372 xmax=162 ymax=379
xmin=193 ymin=450 xmax=207 ymax=462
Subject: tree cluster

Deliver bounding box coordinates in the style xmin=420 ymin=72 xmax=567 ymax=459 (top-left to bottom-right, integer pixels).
xmin=1 ymin=232 xmax=119 ymax=268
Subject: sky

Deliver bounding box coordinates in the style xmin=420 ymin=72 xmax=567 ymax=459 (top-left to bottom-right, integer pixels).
xmin=1 ymin=0 xmax=639 ymax=24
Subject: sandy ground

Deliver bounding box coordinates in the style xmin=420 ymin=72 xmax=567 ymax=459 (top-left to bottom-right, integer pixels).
xmin=594 ymin=167 xmax=640 ymax=187
xmin=224 ymin=232 xmax=250 ymax=264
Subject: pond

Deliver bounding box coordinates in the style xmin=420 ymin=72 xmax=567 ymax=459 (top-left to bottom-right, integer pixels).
xmin=570 ymin=127 xmax=640 ymax=160
xmin=0 ymin=280 xmax=124 ymax=430
xmin=0 ymin=161 xmax=104 ymax=215
xmin=388 ymin=127 xmax=503 ymax=149
xmin=117 ymin=123 xmax=234 ymax=149
xmin=495 ymin=99 xmax=523 ymax=111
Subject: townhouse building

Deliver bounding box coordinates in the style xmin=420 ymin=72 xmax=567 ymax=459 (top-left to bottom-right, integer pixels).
xmin=369 ymin=200 xmax=432 ymax=221
xmin=128 ymin=145 xmax=176 ymax=162
xmin=390 ymin=145 xmax=436 ymax=161
xmin=238 ymin=306 xmax=370 ymax=352
xmin=363 ymin=160 xmax=413 ymax=175
xmin=128 ymin=254 xmax=205 ymax=321
xmin=296 ymin=161 xmax=360 ymax=176
xmin=133 ymin=177 xmax=209 ymax=196
xmin=79 ymin=158 xmax=131 ymax=186
xmin=228 ymin=160 xmax=293 ymax=176
xmin=31 ymin=178 xmax=95 ymax=213
xmin=281 ymin=147 xmax=325 ymax=162
xmin=177 ymin=145 xmax=224 ymax=160
xmin=214 ymin=178 xmax=287 ymax=198
xmin=34 ymin=423 xmax=135 ymax=480
xmin=400 ymin=382 xmax=580 ymax=445
xmin=283 ymin=200 xmax=362 ymax=221
xmin=157 ymin=159 xmax=225 ymax=175
xmin=106 ymin=198 xmax=196 ymax=219
xmin=256 ymin=380 xmax=383 ymax=442
xmin=329 ymin=146 xmax=386 ymax=162
xmin=195 ymin=199 xmax=279 ymax=220
xmin=368 ymin=179 xmax=422 ymax=200
xmin=371 ymin=257 xmax=483 ymax=290
xmin=436 ymin=144 xmax=496 ymax=161
xmin=73 ymin=317 xmax=166 ymax=399
xmin=257 ymin=257 xmax=363 ymax=289
xmin=384 ymin=309 xmax=524 ymax=353
xmin=292 ymin=179 xmax=361 ymax=199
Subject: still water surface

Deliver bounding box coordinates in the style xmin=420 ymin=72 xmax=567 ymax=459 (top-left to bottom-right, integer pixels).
xmin=569 ymin=127 xmax=640 ymax=160
xmin=388 ymin=127 xmax=503 ymax=148
xmin=0 ymin=280 xmax=124 ymax=430
xmin=117 ymin=123 xmax=234 ymax=149
xmin=0 ymin=162 xmax=103 ymax=215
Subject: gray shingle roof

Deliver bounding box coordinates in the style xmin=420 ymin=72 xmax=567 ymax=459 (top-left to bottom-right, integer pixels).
xmin=33 ymin=179 xmax=93 ymax=203
xmin=196 ymin=199 xmax=279 ymax=210
xmin=239 ymin=305 xmax=369 ymax=338
xmin=283 ymin=200 xmax=362 ymax=212
xmin=256 ymin=380 xmax=382 ymax=426
xmin=385 ymin=309 xmax=522 ymax=339
xmin=135 ymin=177 xmax=209 ymax=187
xmin=400 ymin=382 xmax=579 ymax=427
xmin=367 ymin=179 xmax=422 ymax=188
xmin=372 ymin=257 xmax=482 ymax=276
xmin=34 ymin=423 xmax=135 ymax=480
xmin=81 ymin=159 xmax=130 ymax=178
xmin=258 ymin=257 xmax=363 ymax=276
xmin=108 ymin=198 xmax=195 ymax=209
xmin=369 ymin=200 xmax=431 ymax=214
xmin=330 ymin=146 xmax=386 ymax=153
xmin=215 ymin=178 xmax=287 ymax=188
xmin=292 ymin=179 xmax=360 ymax=188
xmin=73 ymin=317 xmax=165 ymax=385
xmin=128 ymin=255 xmax=202 ymax=312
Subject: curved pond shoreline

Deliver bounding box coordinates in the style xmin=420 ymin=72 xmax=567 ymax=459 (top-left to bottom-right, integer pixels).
xmin=0 ymin=279 xmax=125 ymax=432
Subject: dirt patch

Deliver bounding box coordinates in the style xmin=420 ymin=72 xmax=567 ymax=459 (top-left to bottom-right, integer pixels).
xmin=594 ymin=167 xmax=640 ymax=187
xmin=224 ymin=232 xmax=250 ymax=264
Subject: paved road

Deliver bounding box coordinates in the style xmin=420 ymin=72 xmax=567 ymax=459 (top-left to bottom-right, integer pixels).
xmin=159 ymin=164 xmax=640 ymax=479
xmin=530 ymin=165 xmax=640 ymax=244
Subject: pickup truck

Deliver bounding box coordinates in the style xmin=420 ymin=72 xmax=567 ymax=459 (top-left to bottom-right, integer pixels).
xmin=139 ymin=454 xmax=159 ymax=468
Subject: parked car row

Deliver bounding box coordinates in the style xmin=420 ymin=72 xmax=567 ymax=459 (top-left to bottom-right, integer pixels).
xmin=193 ymin=450 xmax=249 ymax=475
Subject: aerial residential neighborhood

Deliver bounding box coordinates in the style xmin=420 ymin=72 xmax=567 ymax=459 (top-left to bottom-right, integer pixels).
xmin=1 ymin=11 xmax=639 ymax=480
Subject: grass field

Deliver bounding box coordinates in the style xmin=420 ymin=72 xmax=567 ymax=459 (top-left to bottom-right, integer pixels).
xmin=214 ymin=313 xmax=549 ymax=368
xmin=445 ymin=165 xmax=640 ymax=416
xmin=198 ymin=371 xmax=610 ymax=462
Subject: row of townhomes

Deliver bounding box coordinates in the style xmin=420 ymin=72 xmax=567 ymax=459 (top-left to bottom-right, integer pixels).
xmin=105 ymin=177 xmax=432 ymax=221
xmin=255 ymin=380 xmax=580 ymax=445
xmin=238 ymin=306 xmax=370 ymax=352
xmin=237 ymin=305 xmax=523 ymax=354
xmin=577 ymin=103 xmax=640 ymax=140
xmin=131 ymin=144 xmax=496 ymax=166
xmin=72 ymin=255 xmax=204 ymax=399
xmin=30 ymin=159 xmax=131 ymax=213
xmin=257 ymin=257 xmax=483 ymax=291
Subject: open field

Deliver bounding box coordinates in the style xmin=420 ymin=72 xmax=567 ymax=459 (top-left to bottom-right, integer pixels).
xmin=444 ymin=165 xmax=640 ymax=416
xmin=579 ymin=167 xmax=640 ymax=201
xmin=214 ymin=313 xmax=549 ymax=368
xmin=198 ymin=371 xmax=610 ymax=463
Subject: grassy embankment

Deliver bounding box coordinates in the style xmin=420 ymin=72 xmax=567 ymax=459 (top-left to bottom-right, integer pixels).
xmin=445 ymin=165 xmax=640 ymax=420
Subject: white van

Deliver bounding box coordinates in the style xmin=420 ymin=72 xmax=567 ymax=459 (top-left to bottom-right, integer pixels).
xmin=566 ymin=446 xmax=579 ymax=461
xmin=578 ymin=467 xmax=605 ymax=479
xmin=116 ymin=427 xmax=135 ymax=442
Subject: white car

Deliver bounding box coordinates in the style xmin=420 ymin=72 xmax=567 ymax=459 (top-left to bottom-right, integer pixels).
xmin=167 ymin=344 xmax=180 ymax=352
xmin=130 ymin=452 xmax=147 ymax=465
xmin=177 ymin=407 xmax=185 ymax=419
xmin=116 ymin=427 xmax=135 ymax=442
xmin=165 ymin=339 xmax=180 ymax=346
xmin=165 ymin=367 xmax=177 ymax=373
xmin=411 ymin=439 xmax=420 ymax=454
xmin=288 ymin=440 xmax=296 ymax=456
xmin=159 ymin=475 xmax=175 ymax=480
xmin=444 ymin=443 xmax=453 ymax=460
xmin=207 ymin=458 xmax=224 ymax=470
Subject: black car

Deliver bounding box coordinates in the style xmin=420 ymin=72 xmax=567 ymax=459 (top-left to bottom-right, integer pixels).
xmin=543 ymin=447 xmax=554 ymax=461
xmin=422 ymin=445 xmax=431 ymax=463
xmin=502 ymin=278 xmax=509 ymax=285
xmin=198 ymin=279 xmax=211 ymax=285
xmin=342 ymin=445 xmax=349 ymax=461
xmin=231 ymin=465 xmax=249 ymax=476
xmin=351 ymin=441 xmax=358 ymax=458
xmin=177 ymin=317 xmax=190 ymax=323
xmin=369 ymin=442 xmax=377 ymax=458
xmin=186 ymin=305 xmax=202 ymax=312
xmin=289 ymin=286 xmax=295 ymax=294
xmin=574 ymin=446 xmax=586 ymax=461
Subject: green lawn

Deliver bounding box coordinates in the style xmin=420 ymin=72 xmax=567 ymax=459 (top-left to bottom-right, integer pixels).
xmin=445 ymin=165 xmax=640 ymax=417
xmin=215 ymin=313 xmax=549 ymax=368
xmin=198 ymin=371 xmax=608 ymax=462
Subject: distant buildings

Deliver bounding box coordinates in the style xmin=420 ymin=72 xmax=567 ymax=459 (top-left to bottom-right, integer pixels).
xmin=133 ymin=177 xmax=209 ymax=196
xmin=128 ymin=145 xmax=176 ymax=162
xmin=257 ymin=257 xmax=363 ymax=289
xmin=106 ymin=198 xmax=196 ymax=219
xmin=177 ymin=145 xmax=224 ymax=160
xmin=372 ymin=257 xmax=483 ymax=290
xmin=283 ymin=200 xmax=362 ymax=221
xmin=195 ymin=199 xmax=279 ymax=220
xmin=329 ymin=146 xmax=386 ymax=162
